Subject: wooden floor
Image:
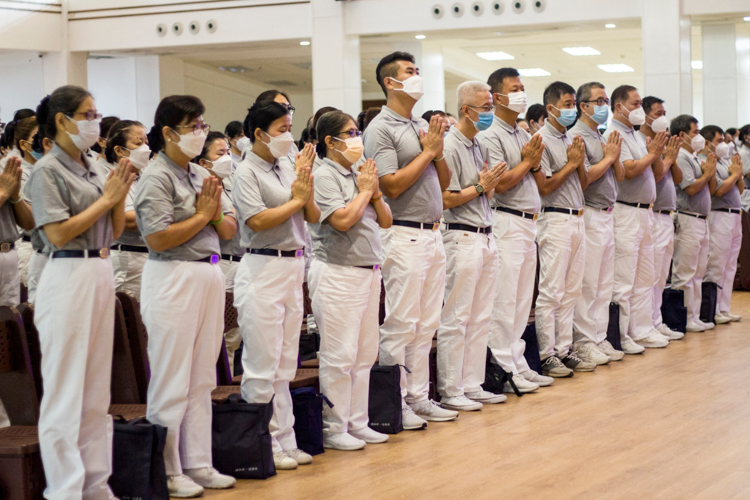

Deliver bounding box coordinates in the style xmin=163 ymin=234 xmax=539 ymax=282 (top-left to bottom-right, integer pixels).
xmin=208 ymin=292 xmax=750 ymax=500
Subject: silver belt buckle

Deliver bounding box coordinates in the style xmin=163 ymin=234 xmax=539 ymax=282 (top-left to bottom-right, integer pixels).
xmin=99 ymin=248 xmax=110 ymax=258
xmin=0 ymin=243 xmax=10 ymax=253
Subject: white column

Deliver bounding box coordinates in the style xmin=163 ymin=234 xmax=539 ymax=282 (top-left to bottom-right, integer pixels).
xmin=420 ymin=42 xmax=446 ymax=116
xmin=642 ymin=0 xmax=692 ymax=115
xmin=41 ymin=0 xmax=87 ymax=94
xmin=311 ymin=0 xmax=361 ymax=117
xmin=135 ymin=56 xmax=160 ymax=129
xmin=702 ymin=24 xmax=750 ymax=128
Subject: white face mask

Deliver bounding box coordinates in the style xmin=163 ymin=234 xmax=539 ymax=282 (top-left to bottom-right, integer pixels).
xmin=390 ymin=75 xmax=424 ymax=101
xmin=171 ymin=129 xmax=207 ymax=159
xmin=686 ymin=134 xmax=705 ymax=152
xmin=726 ymin=142 xmax=736 ymax=156
xmin=648 ymin=115 xmax=668 ymax=133
xmin=622 ymin=105 xmax=646 ymax=126
xmin=333 ymin=136 xmax=364 ymax=163
xmin=236 ymin=136 xmax=251 ymax=153
xmin=263 ymin=131 xmax=295 ymax=159
xmin=715 ymin=142 xmax=730 ymax=159
xmin=498 ymin=91 xmax=527 ymax=114
xmin=65 ymin=115 xmax=101 ymax=151
xmin=125 ymin=144 xmax=150 ymax=170
xmin=209 ymin=155 xmax=233 ymax=178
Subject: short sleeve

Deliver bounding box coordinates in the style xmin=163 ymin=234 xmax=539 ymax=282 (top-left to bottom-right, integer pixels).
xmin=677 ymin=156 xmax=698 ymax=189
xmin=444 ymin=148 xmax=463 ymax=192
xmin=363 ymin=124 xmax=399 ymax=177
xmin=540 ymin=148 xmax=552 ymax=177
xmin=28 ymin=167 xmax=70 ymax=228
xmin=233 ymin=168 xmax=266 ymax=223
xmin=314 ymin=170 xmax=347 ymax=223
xmin=124 ymin=183 xmax=137 ymax=213
xmin=220 ymin=189 xmax=234 ymax=217
xmin=715 ymin=174 xmax=724 ymax=190
xmin=618 ymin=139 xmax=635 ymax=163
xmin=135 ymin=174 xmax=175 ymax=236
xmin=479 ymin=130 xmax=507 ymax=166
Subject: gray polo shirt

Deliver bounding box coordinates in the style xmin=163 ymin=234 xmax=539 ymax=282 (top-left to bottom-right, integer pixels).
xmin=442 ymin=127 xmax=492 ymax=228
xmin=705 ymin=156 xmax=741 ymax=210
xmin=233 ymin=151 xmax=307 ymax=251
xmin=636 ymin=131 xmax=676 ymax=212
xmin=113 ymin=176 xmax=145 ymax=247
xmin=97 ymin=155 xmax=115 ymax=174
xmin=219 ymin=173 xmax=243 ymax=257
xmin=569 ymin=120 xmax=616 ymax=209
xmin=675 ymin=148 xmax=711 ymax=216
xmin=604 ymin=119 xmax=655 ymax=204
xmin=363 ymin=105 xmax=442 ymax=223
xmin=135 ymin=152 xmax=234 ymax=261
xmin=18 ymin=158 xmax=34 ymax=238
xmin=476 ymin=115 xmax=540 ymax=213
xmin=309 ymin=158 xmax=382 ymax=267
xmin=21 ymin=179 xmax=47 ymax=253
xmin=537 ymin=121 xmax=584 ymax=210
xmin=27 ymin=143 xmax=113 ymax=251
xmin=0 ymin=200 xmax=19 ymax=244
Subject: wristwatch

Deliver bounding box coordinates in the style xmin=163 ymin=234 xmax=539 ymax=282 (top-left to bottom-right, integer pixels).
xmin=475 ymin=183 xmax=484 ymax=194
xmin=531 ymin=166 xmax=542 ymax=173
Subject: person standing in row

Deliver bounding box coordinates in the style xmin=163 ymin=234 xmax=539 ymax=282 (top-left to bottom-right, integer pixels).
xmin=477 ymin=67 xmax=552 ymax=393
xmin=364 ymin=51 xmax=457 ymax=428
xmin=224 ymin=120 xmax=245 ymax=171
xmin=136 ymin=95 xmax=238 ymax=497
xmin=29 ymin=85 xmax=131 ymax=500
xmin=570 ymin=82 xmax=625 ymax=364
xmin=308 ymin=110 xmax=393 ymax=450
xmin=437 ymin=81 xmax=506 ymax=411
xmin=233 ymin=102 xmax=320 ymax=471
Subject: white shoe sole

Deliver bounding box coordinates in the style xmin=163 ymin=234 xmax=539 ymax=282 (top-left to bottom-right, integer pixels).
xmin=715 ymin=317 xmax=731 ymax=324
xmin=323 ymin=441 xmax=366 ymax=451
xmin=636 ymin=342 xmax=668 ymax=348
xmin=439 ymin=402 xmax=482 ymax=411
xmin=543 ymin=370 xmax=574 ymax=378
xmin=403 ymin=422 xmax=427 ymax=430
xmin=168 ymin=488 xmax=205 ymax=498
xmin=467 ymin=395 xmax=507 ymax=404
xmin=350 ymin=433 xmax=389 ymax=444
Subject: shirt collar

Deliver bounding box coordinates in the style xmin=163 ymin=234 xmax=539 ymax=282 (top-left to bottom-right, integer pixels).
xmin=50 ymin=143 xmax=97 ymax=179
xmin=157 ymin=152 xmax=191 ymax=180
xmin=246 ymin=151 xmax=277 ymax=173
xmin=323 ymin=157 xmax=354 ymax=177
xmin=543 ymin=120 xmax=566 ymax=139
xmin=450 ymin=126 xmax=474 ymax=148
xmin=610 ymin=118 xmax=634 ymax=134
xmin=678 ymin=147 xmax=698 ymax=161
xmin=571 ymin=120 xmax=599 ymax=139
xmin=381 ymin=105 xmax=419 ymax=125
xmin=492 ymin=114 xmax=518 ymax=134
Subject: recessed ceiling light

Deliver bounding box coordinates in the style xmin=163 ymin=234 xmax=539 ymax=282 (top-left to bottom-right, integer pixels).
xmin=605 ymin=23 xmax=616 ymax=28
xmin=691 ymin=60 xmax=703 ymax=69
xmin=300 ymin=41 xmax=310 ymax=46
xmin=744 ymin=16 xmax=750 ymax=21
xmin=562 ymin=46 xmax=601 ymax=56
xmin=518 ymin=68 xmax=551 ymax=77
xmin=415 ymin=35 xmax=426 ymax=39
xmin=476 ymin=51 xmax=515 ymax=61
xmin=598 ymin=63 xmax=634 ymax=73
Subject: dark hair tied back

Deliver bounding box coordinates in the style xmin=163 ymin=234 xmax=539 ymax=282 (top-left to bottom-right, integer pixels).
xmin=148 ymin=95 xmax=205 ymax=154
xmin=243 ymin=102 xmax=289 ymax=144
xmin=316 ymin=110 xmax=355 ymax=160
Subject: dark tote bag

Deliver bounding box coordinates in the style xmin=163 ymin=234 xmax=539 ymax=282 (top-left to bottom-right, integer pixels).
xmin=662 ymin=288 xmax=688 ymax=333
xmin=606 ymin=302 xmax=622 ymax=351
xmin=521 ymin=323 xmax=543 ymax=375
xmin=109 ymin=417 xmax=169 ymax=500
xmin=368 ymin=364 xmax=407 ymax=435
xmin=291 ymin=387 xmax=333 ymax=456
xmin=483 ymin=347 xmax=521 ymax=397
xmin=212 ymin=394 xmax=276 ymax=480
xmin=700 ymin=281 xmax=718 ymax=325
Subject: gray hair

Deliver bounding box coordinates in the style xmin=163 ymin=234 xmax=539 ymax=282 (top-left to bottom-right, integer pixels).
xmin=457 ymin=81 xmax=491 ymax=115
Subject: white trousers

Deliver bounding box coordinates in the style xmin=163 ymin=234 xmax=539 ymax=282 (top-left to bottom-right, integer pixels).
xmin=535 ymin=212 xmax=585 ymax=360
xmin=437 ymin=230 xmax=497 ymax=397
xmin=110 ymin=249 xmax=147 ymax=297
xmin=16 ymin=239 xmax=32 ymax=286
xmin=488 ymin=211 xmax=536 ymax=374
xmin=573 ymin=207 xmax=615 ymax=346
xmin=235 ymin=253 xmax=304 ymax=453
xmin=379 ymin=225 xmax=446 ymax=404
xmin=36 ymin=257 xmax=115 ymax=500
xmin=612 ymin=204 xmax=655 ymax=342
xmin=141 ymin=260 xmax=225 ymax=475
xmin=218 ymin=259 xmax=241 ymax=373
xmin=705 ymin=211 xmax=743 ymax=314
xmin=308 ymin=260 xmax=380 ymax=436
xmin=27 ymin=251 xmax=48 ymax=304
xmin=672 ymin=214 xmax=710 ymax=322
xmin=651 ymin=212 xmax=675 ymax=328
xmin=0 ymin=248 xmax=20 ymax=307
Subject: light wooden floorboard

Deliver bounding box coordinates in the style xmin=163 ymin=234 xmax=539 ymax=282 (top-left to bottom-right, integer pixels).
xmin=206 ymin=292 xmax=750 ymax=500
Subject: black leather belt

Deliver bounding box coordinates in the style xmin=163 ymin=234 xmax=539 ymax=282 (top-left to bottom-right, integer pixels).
xmin=192 ymin=255 xmax=220 ymax=264
xmin=249 ymin=248 xmax=305 ymax=258
xmin=617 ymin=200 xmax=653 ymax=210
xmin=111 ymin=244 xmax=149 ymax=253
xmin=492 ymin=206 xmax=538 ymax=221
xmin=355 ymin=264 xmax=380 ymax=270
xmin=392 ymin=220 xmax=441 ymax=231
xmin=655 ymin=210 xmax=674 ymax=215
xmin=0 ymin=242 xmax=15 ymax=252
xmin=52 ymin=248 xmax=110 ymax=259
xmin=714 ymin=208 xmax=742 ymax=214
xmin=677 ymin=211 xmax=708 ymax=220
xmin=21 ymin=235 xmax=31 ymax=243
xmin=446 ymin=223 xmax=492 ymax=234
xmin=221 ymin=254 xmax=242 ymax=262
xmin=542 ymin=207 xmax=584 ymax=217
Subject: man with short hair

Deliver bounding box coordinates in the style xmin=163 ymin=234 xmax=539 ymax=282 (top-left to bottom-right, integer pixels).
xmin=605 ymin=86 xmax=671 ymax=352
xmin=363 ymin=51 xmax=457 ymax=429
xmin=477 ymin=67 xmax=552 ymax=392
xmin=437 ymin=81 xmax=507 ymax=411
xmin=670 ymin=114 xmax=718 ymax=332
xmin=533 ymin=81 xmax=594 ymax=377
xmin=570 ymin=82 xmax=625 ymax=365
xmin=637 ymin=96 xmax=684 ymax=341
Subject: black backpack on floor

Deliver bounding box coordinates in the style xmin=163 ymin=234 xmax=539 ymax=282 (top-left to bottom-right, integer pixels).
xmin=662 ymin=288 xmax=688 ymax=333
xmin=483 ymin=347 xmax=521 ymax=397
xmin=368 ymin=364 xmax=406 ymax=434
xmin=700 ymin=281 xmax=719 ymax=325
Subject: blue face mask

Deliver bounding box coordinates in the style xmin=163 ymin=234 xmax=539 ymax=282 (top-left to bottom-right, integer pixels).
xmin=552 ymin=106 xmax=577 ymax=127
xmin=587 ymin=104 xmax=609 ymax=125
xmin=30 ymin=150 xmax=43 ymax=161
xmin=473 ymin=111 xmax=495 ymax=131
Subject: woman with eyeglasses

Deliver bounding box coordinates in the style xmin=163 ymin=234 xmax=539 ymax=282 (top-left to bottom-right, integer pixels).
xmin=308 ymin=111 xmax=392 ymax=450
xmin=106 ymin=120 xmax=151 ymax=296
xmin=27 ymin=85 xmax=132 ymax=500
xmin=135 ymin=95 xmax=238 ymax=497
xmin=233 ymin=101 xmax=320 ymax=471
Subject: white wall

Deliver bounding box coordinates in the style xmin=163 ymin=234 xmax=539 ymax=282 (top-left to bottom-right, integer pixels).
xmin=0 ymin=53 xmax=45 ymax=123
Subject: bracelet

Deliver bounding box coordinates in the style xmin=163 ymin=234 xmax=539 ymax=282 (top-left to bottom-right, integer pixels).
xmin=371 ymin=192 xmax=382 ymax=203
xmin=8 ymin=196 xmax=22 ymax=205
xmin=531 ymin=166 xmax=542 ymax=173
xmin=209 ymin=212 xmax=224 ymax=226
xmin=435 ymin=155 xmax=445 ymax=163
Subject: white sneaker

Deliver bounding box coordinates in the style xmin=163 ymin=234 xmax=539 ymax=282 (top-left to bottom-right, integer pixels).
xmin=714 ymin=313 xmax=732 ymax=324
xmin=519 ymin=369 xmax=554 ymax=387
xmin=657 ymin=324 xmax=684 ymax=340
xmin=285 ymin=448 xmax=312 ymax=465
xmin=728 ymin=312 xmax=742 ymax=322
xmin=273 ymin=450 xmax=298 ymax=470
xmin=401 ymin=404 xmax=428 ymax=430
xmin=635 ymin=332 xmax=669 ymax=348
xmin=183 ymin=467 xmax=236 ymax=490
xmin=439 ymin=395 xmax=483 ymax=411
xmin=323 ymin=432 xmax=366 ymax=451
xmin=465 ymin=390 xmax=506 ymax=404
xmin=574 ymin=343 xmax=610 ymax=365
xmin=503 ymin=373 xmax=539 ymax=393
xmin=686 ymin=321 xmax=705 ymax=332
xmin=696 ymin=319 xmax=716 ymax=330
xmin=650 ymin=329 xmax=672 ymax=343
xmin=620 ymin=338 xmax=646 ymax=355
xmin=596 ymin=340 xmax=624 ymax=361
xmin=410 ymin=400 xmax=459 ymax=422
xmin=350 ymin=426 xmax=389 ymax=443
xmin=167 ymin=474 xmax=205 ymax=498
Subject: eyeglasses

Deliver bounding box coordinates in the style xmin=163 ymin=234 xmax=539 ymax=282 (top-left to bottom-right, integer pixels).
xmin=175 ymin=123 xmax=211 ymax=135
xmin=338 ymin=129 xmax=362 ymax=138
xmin=585 ymin=98 xmax=610 ymax=106
xmin=467 ymin=104 xmax=496 ymax=113
xmin=70 ymin=111 xmax=103 ymax=121
xmin=283 ymin=104 xmax=296 ymax=116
